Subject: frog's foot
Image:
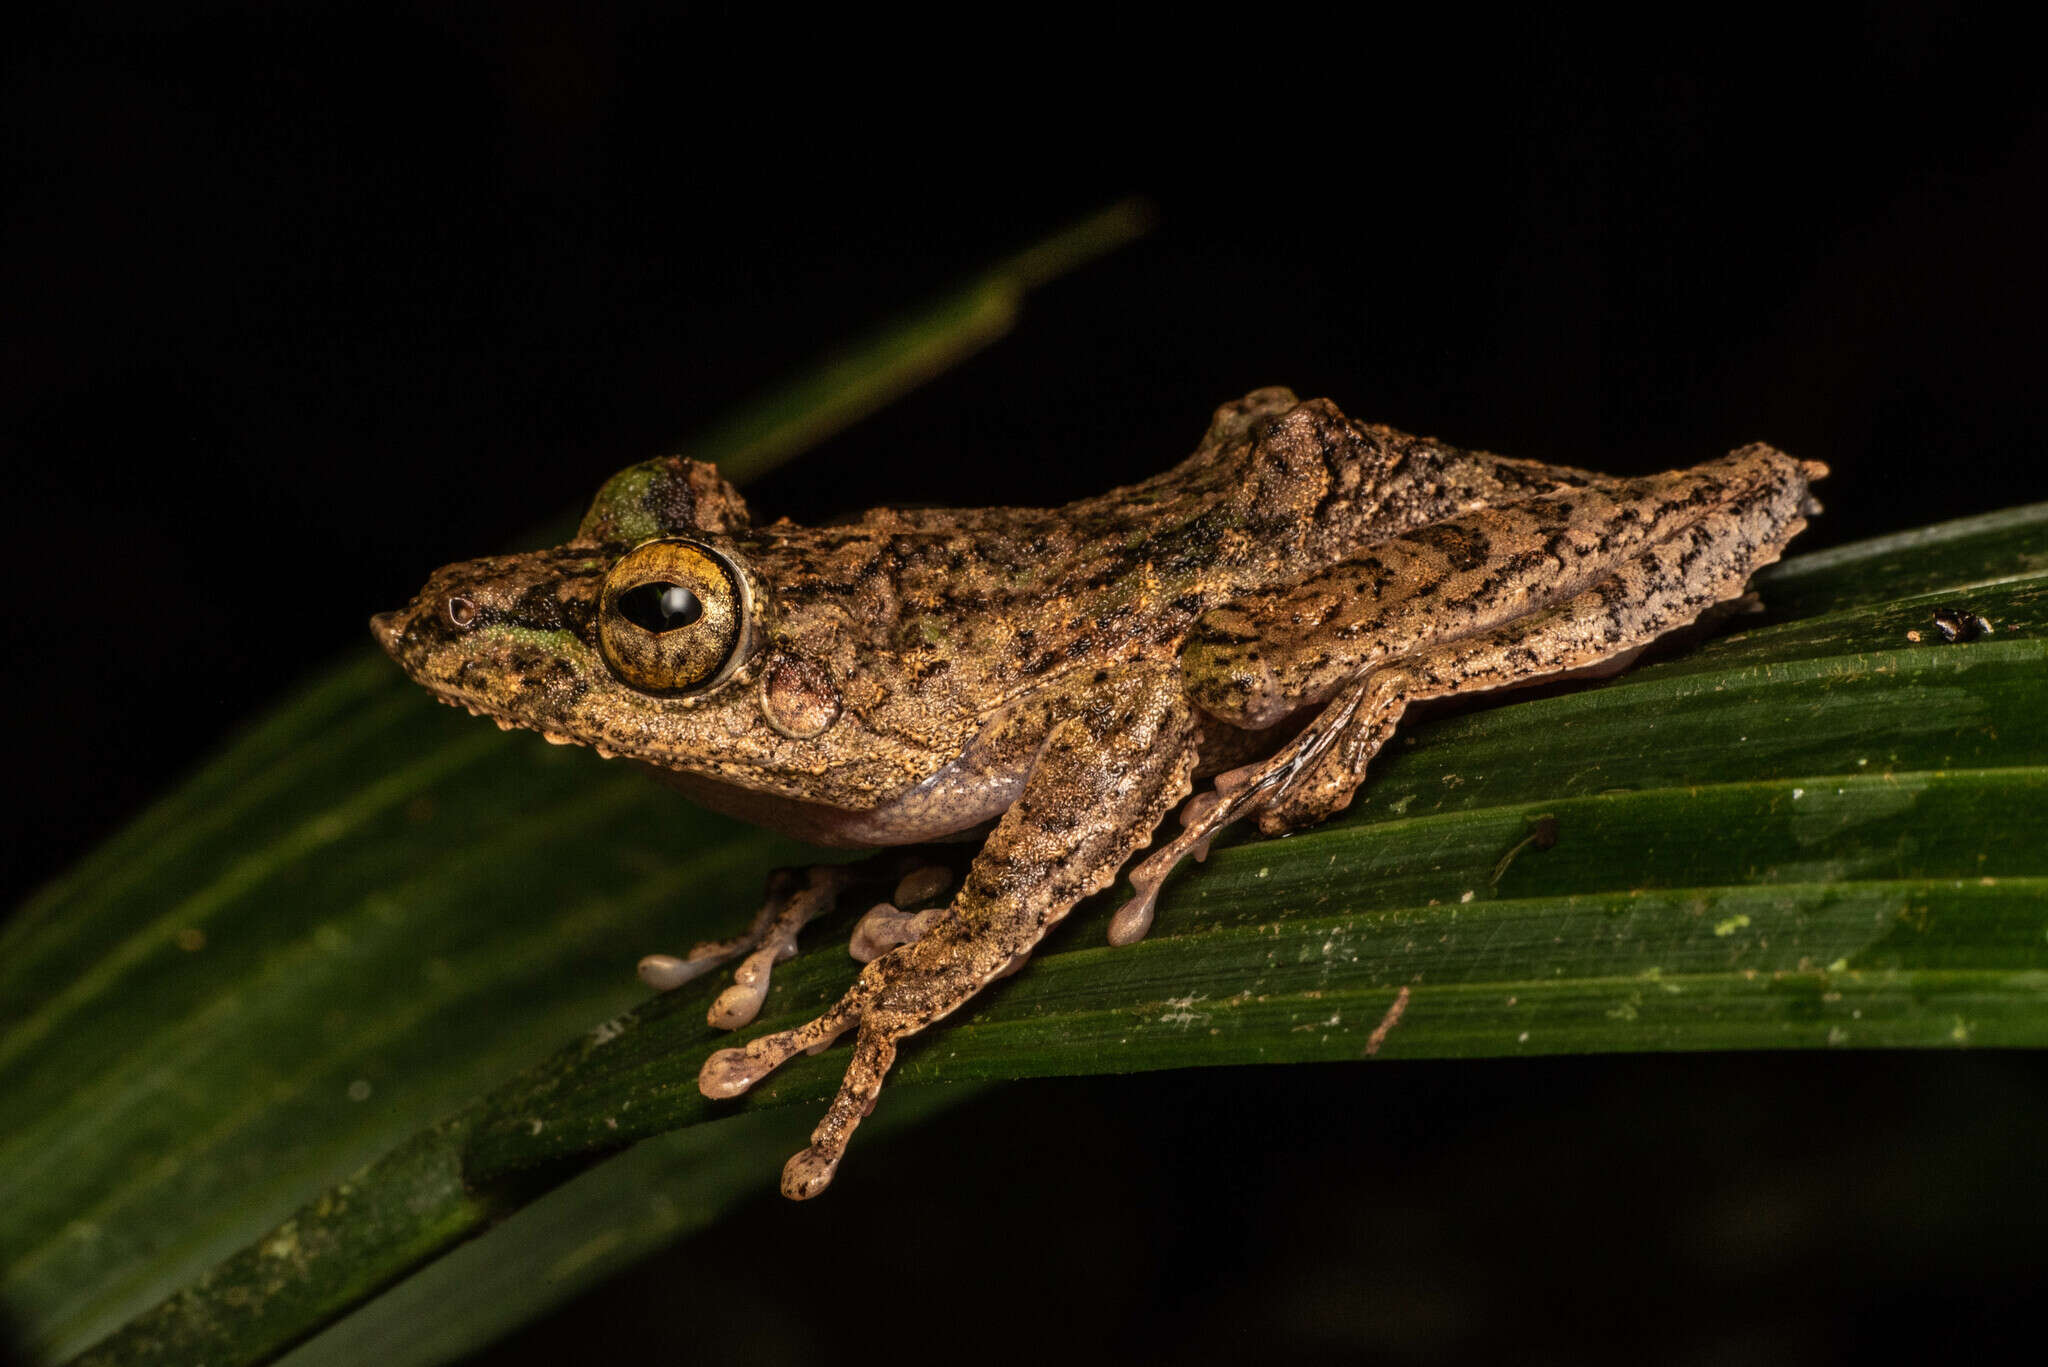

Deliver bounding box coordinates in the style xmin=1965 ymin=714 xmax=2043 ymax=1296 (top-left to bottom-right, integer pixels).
xmin=638 ymin=865 xmax=852 ymax=1029
xmin=701 ymin=935 xmax=1013 ymax=1199
xmin=755 ymin=972 xmax=1016 ymax=1195
xmin=698 ymin=993 xmax=863 ymax=1101
xmin=1252 ymin=677 xmax=1405 ymax=835
xmin=847 ymin=862 xmax=957 ymax=962
xmin=775 ymin=1023 xmax=896 ymax=1199
xmin=1106 ymin=695 xmax=1364 ymax=946
xmin=697 ymin=964 xmax=893 ymax=1200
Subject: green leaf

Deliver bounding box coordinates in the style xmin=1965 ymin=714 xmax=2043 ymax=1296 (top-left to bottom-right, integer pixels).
xmin=268 ymin=1083 xmax=982 ymax=1367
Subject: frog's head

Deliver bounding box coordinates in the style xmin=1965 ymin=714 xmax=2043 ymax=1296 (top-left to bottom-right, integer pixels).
xmin=372 ymin=456 xmax=933 ymax=800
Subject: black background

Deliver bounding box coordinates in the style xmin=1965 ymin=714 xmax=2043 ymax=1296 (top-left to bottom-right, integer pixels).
xmin=5 ymin=4 xmax=2044 ymax=1364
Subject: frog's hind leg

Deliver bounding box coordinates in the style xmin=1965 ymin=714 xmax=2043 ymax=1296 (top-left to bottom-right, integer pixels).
xmin=638 ymin=864 xmax=853 ymax=1028
xmin=1252 ymin=474 xmax=1811 ymax=832
xmin=1111 ymin=451 xmax=1822 ymax=944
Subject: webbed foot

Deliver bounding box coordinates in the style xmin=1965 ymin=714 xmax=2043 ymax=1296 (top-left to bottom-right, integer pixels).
xmin=700 ymin=929 xmax=1017 ymax=1199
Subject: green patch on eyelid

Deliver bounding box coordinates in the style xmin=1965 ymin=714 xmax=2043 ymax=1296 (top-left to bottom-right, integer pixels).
xmin=578 ymin=464 xmax=661 ymax=544
xmin=576 ymin=457 xmax=753 ymax=547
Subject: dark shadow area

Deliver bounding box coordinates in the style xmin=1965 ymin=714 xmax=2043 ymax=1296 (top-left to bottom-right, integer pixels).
xmin=485 ymin=1051 xmax=2048 ymax=1366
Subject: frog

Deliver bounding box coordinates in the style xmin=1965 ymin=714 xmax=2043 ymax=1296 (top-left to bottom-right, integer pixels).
xmin=371 ymin=387 xmax=1826 ymax=1199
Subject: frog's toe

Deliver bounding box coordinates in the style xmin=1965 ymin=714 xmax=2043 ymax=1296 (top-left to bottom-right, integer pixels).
xmin=775 ymin=1030 xmax=900 ymax=1200
xmin=1109 ymin=738 xmax=1355 ymax=945
xmin=697 ymin=1043 xmax=773 ymax=1099
xmin=707 ymin=977 xmax=769 ymax=1030
xmin=707 ymin=939 xmax=797 ymax=1029
xmin=848 ymin=859 xmax=957 ymax=961
xmin=892 ymin=860 xmax=955 ymax=907
xmin=709 ymin=866 xmax=853 ymax=1027
xmin=639 ymin=867 xmax=801 ymax=994
xmin=1106 ymin=877 xmax=1163 ymax=947
xmin=848 ymin=902 xmax=945 ymax=962
xmin=697 ymin=998 xmax=860 ymax=1099
xmin=1107 ymin=789 xmax=1234 ymax=946
xmin=636 ymin=953 xmax=709 ymax=991
xmin=780 ymin=1146 xmax=841 ymax=1200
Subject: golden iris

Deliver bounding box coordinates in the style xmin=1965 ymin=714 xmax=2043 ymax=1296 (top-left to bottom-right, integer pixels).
xmin=597 ymin=540 xmax=746 ymax=693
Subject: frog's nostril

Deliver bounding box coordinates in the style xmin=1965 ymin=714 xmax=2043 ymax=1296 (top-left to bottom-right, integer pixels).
xmin=446 ymin=596 xmax=479 ymax=628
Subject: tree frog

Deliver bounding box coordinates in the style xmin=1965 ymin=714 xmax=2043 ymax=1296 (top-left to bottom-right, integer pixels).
xmin=373 ymin=388 xmax=1825 ymax=1198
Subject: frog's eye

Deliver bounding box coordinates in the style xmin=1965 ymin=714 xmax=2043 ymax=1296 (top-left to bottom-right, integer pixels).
xmin=597 ymin=539 xmax=749 ymax=694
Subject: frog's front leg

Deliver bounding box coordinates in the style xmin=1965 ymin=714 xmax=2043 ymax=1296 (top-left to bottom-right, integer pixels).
xmin=699 ymin=669 xmax=1200 ymax=1198
xmin=1110 ymin=445 xmax=1825 ymax=943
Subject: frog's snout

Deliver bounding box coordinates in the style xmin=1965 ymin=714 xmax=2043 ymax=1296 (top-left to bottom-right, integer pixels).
xmin=368 ymin=601 xmax=455 ymax=664
xmin=370 ymin=562 xmax=519 ymax=663
xmin=369 ymin=610 xmax=404 ymax=655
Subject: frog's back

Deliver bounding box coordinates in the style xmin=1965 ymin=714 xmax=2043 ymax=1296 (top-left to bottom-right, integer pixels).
xmin=784 ymin=388 xmax=1608 ymax=701
xmin=856 ymin=387 xmax=1601 ymax=600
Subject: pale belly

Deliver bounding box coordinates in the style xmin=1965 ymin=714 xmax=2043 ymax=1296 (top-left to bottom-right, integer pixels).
xmin=649 ymin=749 xmax=1025 ymax=848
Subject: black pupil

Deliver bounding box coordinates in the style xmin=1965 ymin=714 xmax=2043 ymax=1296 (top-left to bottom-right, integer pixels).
xmin=619 ymin=581 xmax=704 ymax=633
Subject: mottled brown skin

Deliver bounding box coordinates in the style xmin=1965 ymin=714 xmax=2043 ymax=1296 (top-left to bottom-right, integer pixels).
xmin=373 ymin=387 xmax=1826 ymax=1198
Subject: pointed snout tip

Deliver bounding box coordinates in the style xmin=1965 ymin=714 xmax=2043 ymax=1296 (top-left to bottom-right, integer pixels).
xmin=369 ymin=610 xmax=403 ymax=655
